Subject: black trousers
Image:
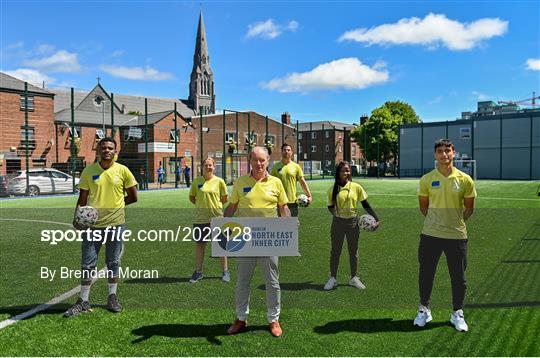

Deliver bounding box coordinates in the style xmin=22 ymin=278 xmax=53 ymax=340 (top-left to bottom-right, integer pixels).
xmin=330 ymin=216 xmax=360 ymax=278
xmin=418 ymin=234 xmax=468 ymax=311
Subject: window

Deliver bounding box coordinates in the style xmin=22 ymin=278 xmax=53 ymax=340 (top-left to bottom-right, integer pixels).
xmin=20 ymin=126 xmax=36 ymax=149
xmin=460 ymin=127 xmax=471 ymax=139
xmin=20 ymin=95 xmax=35 ymax=111
xmin=311 ymin=132 xmax=317 ymax=139
xmin=65 ymin=124 xmax=80 ymax=138
xmin=352 ymin=145 xmax=356 ymax=156
xmin=93 ymin=95 xmax=105 ymax=107
xmin=95 ymin=129 xmax=105 ymax=140
xmin=245 ymin=133 xmax=258 ymax=144
xmin=32 ymin=159 xmax=46 ymax=168
xmin=226 ymin=132 xmax=237 ymax=142
xmin=28 ymin=170 xmax=48 ymax=177
xmin=298 ymin=145 xmax=302 ymax=153
xmin=125 ymin=126 xmax=142 ymax=141
xmin=325 ymin=144 xmax=330 ymax=152
xmin=311 ymin=145 xmax=317 ymax=152
xmin=50 ymin=171 xmax=68 ymax=180
xmin=265 ymin=135 xmax=276 ymax=145
xmin=326 ymin=160 xmax=332 ymax=166
xmin=325 ymin=130 xmax=330 ymax=138
xmin=170 ymin=129 xmax=179 ymax=142
xmin=298 ymin=133 xmax=303 ymax=139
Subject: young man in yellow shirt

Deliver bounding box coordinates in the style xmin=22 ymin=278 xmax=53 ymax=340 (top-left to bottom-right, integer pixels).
xmin=271 ymin=143 xmax=312 ymax=217
xmin=64 ymin=137 xmax=138 ymax=317
xmin=414 ymin=139 xmax=476 ymax=332
xmin=225 ymin=146 xmax=290 ymax=337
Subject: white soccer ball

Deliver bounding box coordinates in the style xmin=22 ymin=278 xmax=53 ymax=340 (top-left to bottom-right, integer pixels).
xmin=359 ymin=214 xmax=378 ymax=232
xmin=296 ymin=194 xmax=309 ymax=207
xmin=75 ymin=206 xmax=98 ymax=228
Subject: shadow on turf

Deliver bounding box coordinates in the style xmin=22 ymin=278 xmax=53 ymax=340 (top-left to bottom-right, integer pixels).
xmin=124 ymin=276 xmax=224 ymax=284
xmin=257 ymin=281 xmax=326 ymax=291
xmin=131 ymin=323 xmax=269 ymax=345
xmin=313 ymin=318 xmax=448 ymax=334
xmin=0 ymin=304 xmax=71 ymax=317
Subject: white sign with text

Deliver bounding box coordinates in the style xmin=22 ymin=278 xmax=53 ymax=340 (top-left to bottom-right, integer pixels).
xmin=211 ymin=217 xmax=299 ymax=257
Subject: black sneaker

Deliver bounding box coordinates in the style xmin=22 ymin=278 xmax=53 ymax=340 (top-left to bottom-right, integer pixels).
xmin=189 ymin=271 xmax=204 ymax=283
xmin=64 ymin=298 xmax=92 ymax=317
xmin=107 ymin=293 xmax=122 ymax=313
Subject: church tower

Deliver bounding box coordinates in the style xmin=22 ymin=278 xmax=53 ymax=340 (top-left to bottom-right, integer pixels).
xmin=189 ymin=11 xmax=215 ymax=115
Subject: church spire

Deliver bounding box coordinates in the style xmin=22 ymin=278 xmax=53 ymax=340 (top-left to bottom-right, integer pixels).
xmin=189 ymin=10 xmax=215 ymax=114
xmin=193 ymin=11 xmax=209 ymax=71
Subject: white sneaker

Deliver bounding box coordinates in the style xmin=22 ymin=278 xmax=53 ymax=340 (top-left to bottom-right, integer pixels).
xmin=413 ymin=305 xmax=433 ymax=327
xmin=323 ymin=277 xmax=337 ymax=290
xmin=222 ymin=270 xmax=231 ymax=283
xmin=450 ymin=309 xmax=469 ymax=332
xmin=348 ymin=276 xmax=366 ymax=290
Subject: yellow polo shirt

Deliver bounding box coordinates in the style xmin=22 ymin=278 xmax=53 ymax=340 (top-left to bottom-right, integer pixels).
xmin=271 ymin=160 xmax=305 ymax=203
xmin=78 ymin=162 xmax=137 ymax=228
xmin=418 ymin=167 xmax=477 ymax=239
xmin=190 ymin=175 xmax=228 ymax=224
xmin=230 ymin=173 xmax=288 ymax=217
xmin=327 ymin=181 xmax=368 ymax=219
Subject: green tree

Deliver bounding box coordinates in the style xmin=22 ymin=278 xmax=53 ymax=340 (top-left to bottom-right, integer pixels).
xmin=351 ymin=101 xmax=421 ymax=162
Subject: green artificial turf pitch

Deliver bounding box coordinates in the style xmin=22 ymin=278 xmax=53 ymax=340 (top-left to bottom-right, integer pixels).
xmin=0 ymin=179 xmax=539 ymax=356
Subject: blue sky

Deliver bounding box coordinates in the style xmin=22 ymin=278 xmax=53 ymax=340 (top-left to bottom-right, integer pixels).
xmin=1 ymin=1 xmax=539 ymax=123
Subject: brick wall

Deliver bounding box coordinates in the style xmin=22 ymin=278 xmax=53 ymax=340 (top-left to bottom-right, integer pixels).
xmin=0 ymin=91 xmax=55 ymax=175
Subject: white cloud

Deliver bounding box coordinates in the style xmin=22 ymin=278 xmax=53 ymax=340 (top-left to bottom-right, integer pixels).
xmin=472 ymin=91 xmax=491 ymax=101
xmin=287 ymin=20 xmax=299 ymax=32
xmin=6 ymin=41 xmax=24 ymax=49
xmin=262 ymin=57 xmax=389 ymax=93
xmin=246 ymin=19 xmax=299 ymax=39
xmin=100 ymin=65 xmax=173 ymax=81
xmin=4 ymin=68 xmax=55 ymax=87
xmin=339 ymin=13 xmax=508 ymax=50
xmin=111 ymin=50 xmax=125 ymax=58
xmin=525 ymin=58 xmax=540 ymax=71
xmin=428 ymin=95 xmax=443 ymax=105
xmin=36 ymin=44 xmax=56 ymax=55
xmin=23 ymin=50 xmax=82 ymax=73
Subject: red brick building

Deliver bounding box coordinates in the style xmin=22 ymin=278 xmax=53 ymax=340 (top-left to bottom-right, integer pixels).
xmin=0 ymin=72 xmax=55 ymax=176
xmin=192 ymin=111 xmax=296 ymax=182
xmin=297 ymin=121 xmax=362 ymax=174
xmin=1 ymin=12 xmax=300 ymax=184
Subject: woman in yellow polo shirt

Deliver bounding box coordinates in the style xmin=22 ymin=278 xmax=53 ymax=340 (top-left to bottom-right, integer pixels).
xmin=189 ymin=157 xmax=229 ymax=283
xmin=324 ymin=161 xmax=380 ymax=291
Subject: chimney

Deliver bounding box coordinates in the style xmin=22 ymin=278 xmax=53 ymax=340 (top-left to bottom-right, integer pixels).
xmin=121 ymin=104 xmax=126 ymax=114
xmin=281 ymin=112 xmax=291 ymax=125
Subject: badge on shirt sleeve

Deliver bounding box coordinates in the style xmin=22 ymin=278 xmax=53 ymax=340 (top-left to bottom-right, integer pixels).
xmin=243 ymin=187 xmax=251 ymax=193
xmin=431 ymin=181 xmax=440 ymax=188
xmin=92 ymin=175 xmax=100 ymax=181
xmin=198 ymin=184 xmax=203 ymax=189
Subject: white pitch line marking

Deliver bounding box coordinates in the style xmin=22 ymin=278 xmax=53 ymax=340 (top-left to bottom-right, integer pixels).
xmin=0 ymin=218 xmax=73 ymax=227
xmin=368 ymin=193 xmax=539 ymax=202
xmin=0 ymin=267 xmax=108 ymax=330
xmin=0 ymin=218 xmax=104 ymax=330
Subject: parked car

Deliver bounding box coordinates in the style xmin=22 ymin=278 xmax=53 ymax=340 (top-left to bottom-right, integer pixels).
xmin=6 ymin=168 xmax=79 ymax=196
